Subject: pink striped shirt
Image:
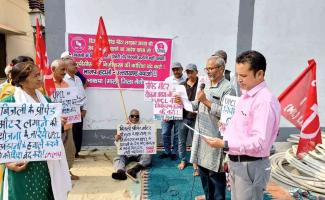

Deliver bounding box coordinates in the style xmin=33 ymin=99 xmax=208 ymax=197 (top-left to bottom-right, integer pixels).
xmin=224 ymin=81 xmax=281 ymax=157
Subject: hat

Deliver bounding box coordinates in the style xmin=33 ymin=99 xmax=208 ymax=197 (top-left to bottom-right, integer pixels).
xmin=4 ymin=65 xmax=12 ymax=75
xmin=185 ymin=63 xmax=198 ymax=72
xmin=171 ymin=62 xmax=182 ymax=69
xmin=60 ymin=51 xmax=72 ymax=59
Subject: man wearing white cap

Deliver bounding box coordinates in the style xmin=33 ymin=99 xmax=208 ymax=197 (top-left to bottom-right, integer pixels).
xmin=61 ymin=51 xmax=88 ymax=87
xmin=61 ymin=51 xmax=88 ymax=158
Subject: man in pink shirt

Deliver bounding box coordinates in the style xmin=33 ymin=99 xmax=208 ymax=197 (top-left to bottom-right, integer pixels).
xmin=204 ymin=50 xmax=281 ymax=200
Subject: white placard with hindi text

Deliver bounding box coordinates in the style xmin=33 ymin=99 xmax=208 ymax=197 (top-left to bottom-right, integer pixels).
xmin=117 ymin=124 xmax=156 ymax=155
xmin=144 ymin=81 xmax=171 ymax=101
xmin=51 ymin=87 xmax=81 ymax=124
xmin=220 ymin=95 xmax=240 ymax=125
xmin=144 ymin=81 xmax=183 ymax=120
xmin=0 ymin=103 xmax=63 ymax=162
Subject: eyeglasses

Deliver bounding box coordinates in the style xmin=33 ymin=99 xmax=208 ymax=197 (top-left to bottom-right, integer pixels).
xmin=129 ymin=115 xmax=139 ymax=119
xmin=204 ymin=67 xmax=218 ymax=72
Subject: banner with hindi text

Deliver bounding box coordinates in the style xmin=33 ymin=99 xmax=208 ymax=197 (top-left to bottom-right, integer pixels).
xmin=68 ymin=33 xmax=172 ymax=89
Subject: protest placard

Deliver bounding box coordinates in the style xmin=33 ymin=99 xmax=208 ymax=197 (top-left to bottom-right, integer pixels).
xmin=51 ymin=88 xmax=81 ymax=124
xmin=144 ymin=81 xmax=183 ymax=120
xmin=117 ymin=124 xmax=156 ymax=155
xmin=144 ymin=80 xmax=171 ymax=101
xmin=220 ymin=95 xmax=240 ymax=125
xmin=0 ymin=103 xmax=62 ymax=162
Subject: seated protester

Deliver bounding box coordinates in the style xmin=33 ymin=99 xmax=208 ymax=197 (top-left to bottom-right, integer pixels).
xmin=112 ymin=109 xmax=152 ymax=180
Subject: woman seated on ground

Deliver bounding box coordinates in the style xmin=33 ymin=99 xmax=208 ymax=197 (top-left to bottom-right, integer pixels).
xmin=0 ymin=62 xmax=71 ymax=200
xmin=111 ymin=109 xmax=152 ymax=180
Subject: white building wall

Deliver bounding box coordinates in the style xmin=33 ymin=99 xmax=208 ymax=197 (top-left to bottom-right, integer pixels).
xmin=252 ymin=0 xmax=325 ymax=126
xmin=0 ymin=0 xmax=36 ymax=63
xmin=65 ymin=0 xmax=240 ymax=130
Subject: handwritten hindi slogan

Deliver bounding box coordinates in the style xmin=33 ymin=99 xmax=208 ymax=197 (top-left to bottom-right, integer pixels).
xmin=68 ymin=34 xmax=172 ymax=89
xmin=220 ymin=95 xmax=240 ymax=125
xmin=144 ymin=81 xmax=183 ymax=120
xmin=0 ymin=103 xmax=62 ymax=162
xmin=117 ymin=124 xmax=156 ymax=155
xmin=51 ymin=88 xmax=81 ymax=124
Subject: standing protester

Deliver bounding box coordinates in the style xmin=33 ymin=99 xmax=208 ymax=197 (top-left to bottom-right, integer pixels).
xmin=190 ymin=56 xmax=235 ymax=200
xmin=204 ymin=50 xmax=281 ymax=200
xmin=61 ymin=51 xmax=88 ymax=88
xmin=51 ymin=59 xmax=79 ymax=180
xmin=177 ymin=63 xmax=200 ymax=176
xmin=112 ymin=109 xmax=152 ymax=180
xmin=159 ymin=62 xmax=186 ymax=160
xmin=212 ymin=50 xmax=240 ymax=96
xmin=63 ymin=57 xmax=88 ymax=158
xmin=0 ymin=62 xmax=71 ymax=200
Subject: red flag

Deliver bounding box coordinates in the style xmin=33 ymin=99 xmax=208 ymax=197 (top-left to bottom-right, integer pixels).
xmin=92 ymin=16 xmax=111 ymax=69
xmin=278 ymin=59 xmax=322 ymax=157
xmin=35 ymin=18 xmax=55 ymax=96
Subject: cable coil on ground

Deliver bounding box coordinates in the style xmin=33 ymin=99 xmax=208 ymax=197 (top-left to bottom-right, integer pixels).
xmin=270 ymin=134 xmax=325 ymax=195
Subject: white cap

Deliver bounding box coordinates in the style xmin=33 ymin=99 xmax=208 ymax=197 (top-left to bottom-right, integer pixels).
xmin=4 ymin=65 xmax=12 ymax=75
xmin=60 ymin=51 xmax=72 ymax=59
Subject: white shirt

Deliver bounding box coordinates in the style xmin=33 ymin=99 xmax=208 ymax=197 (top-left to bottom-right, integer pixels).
xmin=164 ymin=74 xmax=186 ymax=85
xmin=64 ymin=73 xmax=88 ymax=110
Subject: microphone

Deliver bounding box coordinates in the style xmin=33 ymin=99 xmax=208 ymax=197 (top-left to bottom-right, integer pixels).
xmin=200 ymin=83 xmax=205 ymax=91
xmin=198 ymin=83 xmax=205 ymax=107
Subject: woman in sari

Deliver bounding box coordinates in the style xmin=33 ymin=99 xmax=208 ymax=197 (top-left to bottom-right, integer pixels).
xmin=0 ymin=62 xmax=71 ymax=200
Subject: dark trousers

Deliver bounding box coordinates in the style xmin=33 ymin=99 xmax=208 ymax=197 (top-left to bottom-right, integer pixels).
xmin=198 ymin=165 xmax=226 ymax=200
xmin=72 ymin=118 xmax=83 ymax=156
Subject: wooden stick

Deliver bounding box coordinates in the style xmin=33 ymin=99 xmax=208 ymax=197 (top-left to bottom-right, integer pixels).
xmin=126 ymin=171 xmax=139 ymax=183
xmin=107 ymin=56 xmax=128 ymax=122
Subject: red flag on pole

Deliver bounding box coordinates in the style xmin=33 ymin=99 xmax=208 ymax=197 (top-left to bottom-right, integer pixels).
xmin=278 ymin=59 xmax=322 ymax=158
xmin=35 ymin=18 xmax=55 ymax=96
xmin=92 ymin=16 xmax=111 ymax=69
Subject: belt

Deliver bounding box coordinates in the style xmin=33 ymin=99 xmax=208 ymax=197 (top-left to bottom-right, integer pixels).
xmin=228 ymin=155 xmax=265 ymax=162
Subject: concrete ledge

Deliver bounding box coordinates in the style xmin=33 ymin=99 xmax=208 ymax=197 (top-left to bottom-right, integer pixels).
xmin=82 ymin=127 xmax=325 ymax=146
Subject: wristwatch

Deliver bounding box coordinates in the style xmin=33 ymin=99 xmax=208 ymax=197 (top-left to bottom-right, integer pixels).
xmin=223 ymin=140 xmax=229 ymax=151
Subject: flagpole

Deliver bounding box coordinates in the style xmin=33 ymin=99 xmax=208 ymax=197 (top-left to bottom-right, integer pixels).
xmin=109 ymin=57 xmax=129 ymax=122
xmin=92 ymin=16 xmax=128 ymax=122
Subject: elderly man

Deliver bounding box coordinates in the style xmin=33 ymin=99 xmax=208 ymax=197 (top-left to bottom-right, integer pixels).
xmin=212 ymin=50 xmax=240 ymax=96
xmin=62 ymin=57 xmax=88 ymax=158
xmin=61 ymin=51 xmax=88 ymax=87
xmin=112 ymin=109 xmax=152 ymax=180
xmin=51 ymin=59 xmax=79 ymax=180
xmin=190 ymin=56 xmax=235 ymax=200
xmin=159 ymin=62 xmax=186 ymax=160
xmin=204 ymin=51 xmax=281 ymax=200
